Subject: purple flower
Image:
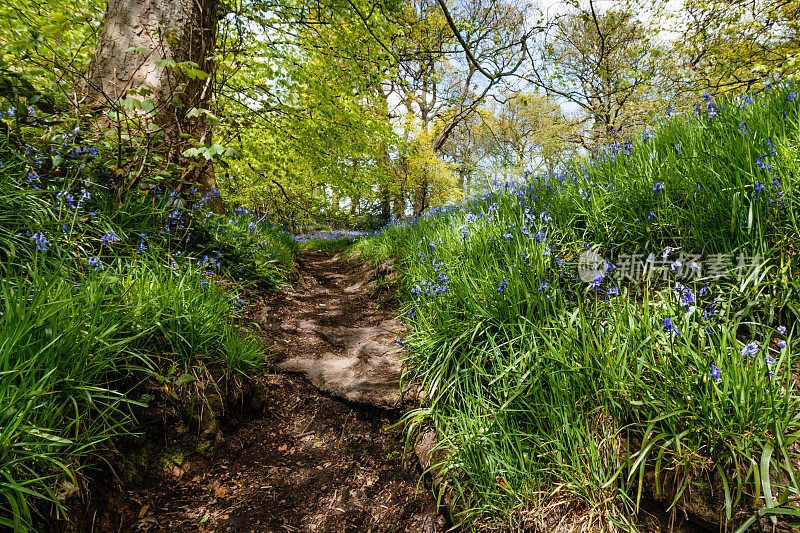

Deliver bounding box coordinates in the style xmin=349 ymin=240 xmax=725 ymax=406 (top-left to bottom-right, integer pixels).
xmin=777 ymin=326 xmax=787 ymax=335
xmin=538 ymin=282 xmax=548 ymax=291
xmin=101 ymin=232 xmax=119 ymax=246
xmin=709 ymin=362 xmax=722 ymax=382
xmin=740 ymin=341 xmax=761 ymax=357
xmin=788 ymin=91 xmax=796 ymax=102
xmin=663 ymin=316 xmax=680 ymax=335
xmin=653 ymin=182 xmax=665 ymax=193
xmin=31 ymin=232 xmax=48 ymax=251
xmin=498 ymin=278 xmax=508 ymax=292
xmin=87 ymin=256 xmax=102 ymax=271
xmin=777 ymin=340 xmax=787 ymax=349
xmin=395 ymin=337 xmax=404 ymax=347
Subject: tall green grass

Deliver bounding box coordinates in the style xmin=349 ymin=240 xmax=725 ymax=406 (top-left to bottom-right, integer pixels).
xmin=0 ymin=140 xmax=296 ymax=529
xmin=359 ymin=85 xmax=799 ymax=529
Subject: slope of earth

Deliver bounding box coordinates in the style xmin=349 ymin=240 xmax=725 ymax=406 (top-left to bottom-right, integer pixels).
xmin=66 ymin=250 xmax=445 ymax=533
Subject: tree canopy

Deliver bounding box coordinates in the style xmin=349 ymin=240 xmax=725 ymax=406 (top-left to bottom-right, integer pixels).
xmin=0 ymin=0 xmax=795 ymax=228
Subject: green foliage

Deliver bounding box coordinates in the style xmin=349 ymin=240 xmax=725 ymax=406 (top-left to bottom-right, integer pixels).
xmin=0 ymin=112 xmax=296 ymax=529
xmin=358 ymin=85 xmax=800 ymax=528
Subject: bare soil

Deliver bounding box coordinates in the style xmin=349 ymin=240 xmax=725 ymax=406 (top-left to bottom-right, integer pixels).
xmin=65 ymin=250 xmax=445 ymax=533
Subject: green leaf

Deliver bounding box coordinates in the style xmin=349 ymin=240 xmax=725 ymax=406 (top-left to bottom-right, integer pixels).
xmin=174 ymin=373 xmax=197 ymax=387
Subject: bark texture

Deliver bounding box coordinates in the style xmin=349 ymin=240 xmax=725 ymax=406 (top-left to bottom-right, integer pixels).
xmin=86 ymin=0 xmax=219 ymax=190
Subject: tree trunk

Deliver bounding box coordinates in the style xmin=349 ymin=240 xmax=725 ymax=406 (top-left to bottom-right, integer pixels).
xmin=412 ymin=178 xmax=428 ymax=217
xmin=86 ymin=0 xmax=219 ymax=192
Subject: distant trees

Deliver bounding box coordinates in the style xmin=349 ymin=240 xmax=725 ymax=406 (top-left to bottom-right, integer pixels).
xmin=19 ymin=0 xmax=793 ymax=226
xmin=663 ymin=0 xmax=800 ymax=93
xmin=482 ymin=93 xmax=576 ymax=177
xmin=389 ymin=0 xmax=532 ymax=215
xmin=530 ymin=1 xmax=668 ymax=148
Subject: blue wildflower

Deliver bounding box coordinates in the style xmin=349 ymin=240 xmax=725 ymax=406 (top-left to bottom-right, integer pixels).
xmin=663 ymin=316 xmax=680 ymax=335
xmin=101 ymin=232 xmax=119 ymax=246
xmin=777 ymin=340 xmax=787 ymax=349
xmin=653 ymin=182 xmax=665 ymax=193
xmin=87 ymin=256 xmax=102 ymax=271
xmin=498 ymin=278 xmax=508 ymax=293
xmin=777 ymin=326 xmax=787 ymax=335
xmin=709 ymin=362 xmax=722 ymax=382
xmin=740 ymin=341 xmax=761 ymax=356
xmin=31 ymin=232 xmax=48 ymax=251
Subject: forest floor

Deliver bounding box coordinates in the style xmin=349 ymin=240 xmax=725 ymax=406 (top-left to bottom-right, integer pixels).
xmin=69 ymin=251 xmax=446 ymax=533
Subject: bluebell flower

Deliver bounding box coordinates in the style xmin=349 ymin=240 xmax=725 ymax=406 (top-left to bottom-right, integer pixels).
xmin=101 ymin=232 xmax=119 ymax=246
xmin=740 ymin=341 xmax=761 ymax=356
xmin=538 ymin=282 xmax=548 ymax=291
xmin=663 ymin=316 xmax=680 ymax=335
xmin=607 ymin=287 xmax=619 ymax=296
xmin=765 ymin=355 xmax=776 ymax=365
xmin=709 ymin=362 xmax=722 ymax=382
xmin=653 ymin=182 xmax=665 ymax=193
xmin=87 ymin=256 xmax=102 ymax=271
xmin=395 ymin=337 xmax=404 ymax=346
xmin=777 ymin=340 xmax=787 ymax=349
xmin=200 ymin=278 xmax=206 ymax=288
xmin=777 ymin=326 xmax=787 ymax=335
xmin=27 ymin=171 xmax=40 ymax=189
xmin=739 ymin=122 xmax=749 ymax=135
xmin=788 ymin=91 xmax=796 ymax=102
xmin=498 ymin=278 xmax=508 ymax=292
xmin=31 ymin=232 xmax=48 ymax=251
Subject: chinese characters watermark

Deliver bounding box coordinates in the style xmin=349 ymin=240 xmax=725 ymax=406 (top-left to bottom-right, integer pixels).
xmin=578 ymin=248 xmax=761 ymax=283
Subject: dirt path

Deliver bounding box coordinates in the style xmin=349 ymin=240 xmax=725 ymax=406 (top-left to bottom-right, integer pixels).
xmin=74 ymin=251 xmax=445 ymax=532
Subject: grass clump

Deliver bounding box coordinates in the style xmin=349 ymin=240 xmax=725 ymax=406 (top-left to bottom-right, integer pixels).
xmin=0 ymin=126 xmax=296 ymax=528
xmin=358 ymin=84 xmax=799 ymax=529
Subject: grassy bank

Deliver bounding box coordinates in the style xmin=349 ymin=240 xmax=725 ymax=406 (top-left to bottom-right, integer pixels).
xmin=0 ymin=135 xmax=296 ymax=529
xmin=358 ymin=85 xmax=799 ymax=529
